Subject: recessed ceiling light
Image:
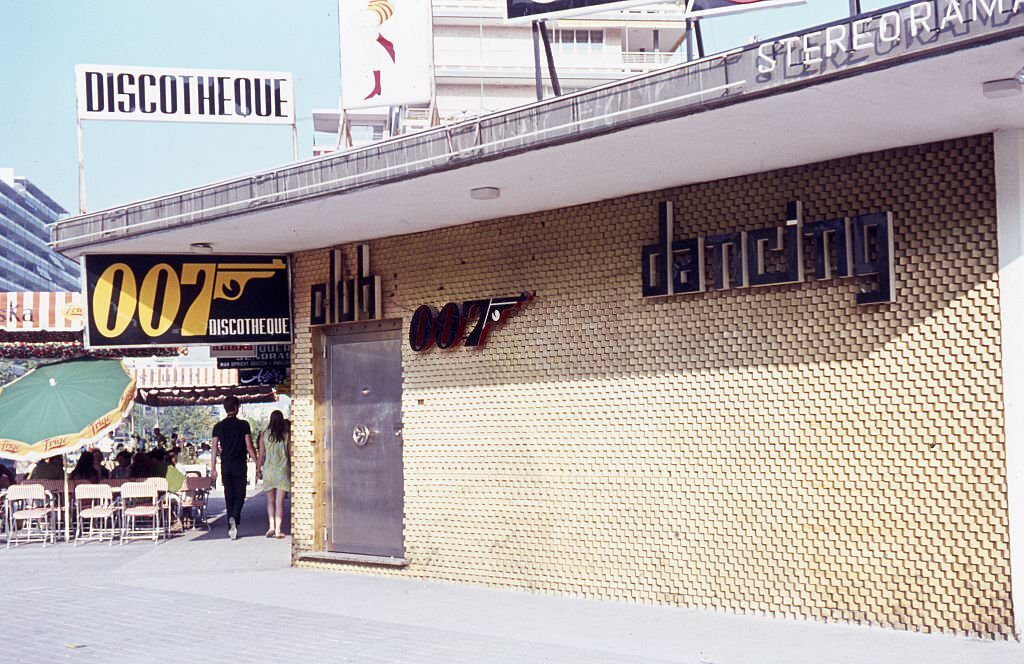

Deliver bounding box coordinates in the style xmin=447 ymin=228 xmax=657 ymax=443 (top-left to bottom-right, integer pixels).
xmin=982 ymin=78 xmax=1022 ymax=99
xmin=470 ymin=186 xmax=501 ymax=200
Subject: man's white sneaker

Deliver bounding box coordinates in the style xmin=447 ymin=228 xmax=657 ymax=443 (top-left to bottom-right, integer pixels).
xmin=228 ymin=517 xmax=238 ymax=540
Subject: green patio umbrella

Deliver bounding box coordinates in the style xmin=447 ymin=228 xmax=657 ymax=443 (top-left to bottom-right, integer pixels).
xmin=0 ymin=358 xmax=136 ymax=462
xmin=0 ymin=359 xmax=136 ymax=542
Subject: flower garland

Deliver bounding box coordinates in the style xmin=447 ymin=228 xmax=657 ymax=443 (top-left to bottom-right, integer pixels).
xmin=0 ymin=341 xmax=179 ymax=360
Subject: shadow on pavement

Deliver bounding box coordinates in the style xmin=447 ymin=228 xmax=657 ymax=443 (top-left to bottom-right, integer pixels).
xmin=111 ymin=485 xmax=293 ymax=580
xmin=192 ymin=485 xmax=291 ymax=542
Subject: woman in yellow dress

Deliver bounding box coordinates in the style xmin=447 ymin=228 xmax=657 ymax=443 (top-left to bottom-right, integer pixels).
xmin=257 ymin=410 xmax=291 ymax=538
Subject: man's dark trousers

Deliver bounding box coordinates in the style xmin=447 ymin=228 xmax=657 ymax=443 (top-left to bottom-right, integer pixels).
xmin=222 ymin=463 xmax=247 ymax=525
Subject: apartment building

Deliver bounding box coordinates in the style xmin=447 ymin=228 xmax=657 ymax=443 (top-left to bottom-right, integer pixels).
xmin=0 ymin=168 xmax=78 ymax=292
xmin=316 ymin=0 xmax=689 ymax=146
xmin=432 ymin=1 xmax=687 ymax=115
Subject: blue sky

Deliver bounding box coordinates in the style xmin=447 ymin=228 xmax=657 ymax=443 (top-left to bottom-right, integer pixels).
xmin=0 ymin=0 xmax=889 ymax=215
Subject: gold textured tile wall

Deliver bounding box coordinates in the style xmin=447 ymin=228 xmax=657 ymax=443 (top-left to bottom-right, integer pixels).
xmin=290 ymin=135 xmax=1013 ymax=638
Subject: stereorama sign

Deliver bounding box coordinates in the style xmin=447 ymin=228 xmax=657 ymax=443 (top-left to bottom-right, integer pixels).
xmin=83 ymin=254 xmax=292 ymax=348
xmin=754 ymin=0 xmax=1023 ymax=80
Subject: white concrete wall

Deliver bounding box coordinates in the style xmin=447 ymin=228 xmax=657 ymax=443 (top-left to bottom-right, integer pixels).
xmin=995 ymin=128 xmax=1024 ymax=641
xmin=433 ymin=23 xmax=535 ymax=69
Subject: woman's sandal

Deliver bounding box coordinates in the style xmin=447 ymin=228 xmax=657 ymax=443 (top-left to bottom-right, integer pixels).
xmin=275 ymin=532 xmax=285 ymax=539
xmin=265 ymin=529 xmax=275 ymax=538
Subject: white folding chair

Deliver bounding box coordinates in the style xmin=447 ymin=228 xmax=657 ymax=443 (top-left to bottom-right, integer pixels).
xmin=0 ymin=488 xmax=8 ymax=540
xmin=180 ymin=475 xmax=211 ymax=530
xmin=74 ymin=483 xmax=118 ymax=546
xmin=5 ymin=484 xmax=56 ymax=548
xmin=145 ymin=477 xmax=180 ymax=538
xmin=120 ymin=481 xmax=160 ymax=544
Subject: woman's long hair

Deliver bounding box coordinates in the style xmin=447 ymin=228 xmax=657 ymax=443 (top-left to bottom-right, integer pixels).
xmin=129 ymin=452 xmax=151 ymax=478
xmin=267 ymin=410 xmax=288 ymax=441
xmin=69 ymin=451 xmax=97 ymax=481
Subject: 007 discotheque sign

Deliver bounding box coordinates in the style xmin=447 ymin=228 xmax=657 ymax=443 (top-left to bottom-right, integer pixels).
xmin=83 ymin=254 xmax=292 ymax=348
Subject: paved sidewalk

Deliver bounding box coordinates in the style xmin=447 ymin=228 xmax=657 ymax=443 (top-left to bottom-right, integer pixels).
xmin=3 ymin=490 xmax=1022 ymax=663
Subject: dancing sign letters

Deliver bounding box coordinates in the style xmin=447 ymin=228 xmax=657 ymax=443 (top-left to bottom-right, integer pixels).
xmin=641 ymin=201 xmax=894 ymax=304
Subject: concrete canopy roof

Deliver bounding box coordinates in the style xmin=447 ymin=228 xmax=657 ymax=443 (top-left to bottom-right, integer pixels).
xmin=52 ymin=3 xmax=1024 ymax=259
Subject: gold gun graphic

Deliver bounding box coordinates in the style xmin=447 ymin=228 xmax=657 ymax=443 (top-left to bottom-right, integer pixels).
xmin=213 ymin=259 xmax=287 ymax=301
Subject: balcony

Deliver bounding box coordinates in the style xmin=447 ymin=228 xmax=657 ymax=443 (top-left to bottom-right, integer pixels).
xmin=435 ymin=49 xmax=679 ymax=83
xmin=432 ymin=0 xmax=505 ymax=19
xmin=620 ymin=50 xmax=677 ymax=66
xmin=432 ymin=0 xmax=689 ymax=22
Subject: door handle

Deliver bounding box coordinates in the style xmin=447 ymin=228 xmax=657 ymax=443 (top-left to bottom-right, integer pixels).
xmin=352 ymin=424 xmax=373 ymax=447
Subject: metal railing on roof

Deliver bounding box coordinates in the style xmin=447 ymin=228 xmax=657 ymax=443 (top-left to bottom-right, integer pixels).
xmin=51 ymin=48 xmax=745 ymax=251
xmin=51 ymin=0 xmax=1024 ymax=252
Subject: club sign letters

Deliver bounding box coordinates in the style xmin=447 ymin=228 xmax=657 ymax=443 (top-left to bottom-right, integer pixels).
xmin=642 ymin=201 xmax=894 ymax=304
xmin=309 ymin=245 xmax=382 ymax=325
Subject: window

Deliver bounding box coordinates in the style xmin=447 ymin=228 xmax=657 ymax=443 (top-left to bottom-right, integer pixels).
xmin=350 ymin=124 xmax=385 ymax=146
xmin=551 ymin=29 xmax=604 ymax=57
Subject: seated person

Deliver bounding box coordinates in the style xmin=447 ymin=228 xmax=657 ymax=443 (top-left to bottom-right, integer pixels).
xmin=0 ymin=462 xmax=16 ymax=489
xmin=165 ymin=455 xmax=185 ymax=493
xmin=129 ymin=452 xmax=152 ymax=479
xmin=29 ymin=456 xmax=64 ymax=480
xmin=180 ymin=443 xmax=197 ymax=465
xmin=110 ymin=450 xmax=133 ymax=479
xmin=147 ymin=449 xmax=169 ymax=478
xmin=90 ymin=448 xmax=110 ymax=480
xmin=69 ymin=451 xmax=101 ymax=482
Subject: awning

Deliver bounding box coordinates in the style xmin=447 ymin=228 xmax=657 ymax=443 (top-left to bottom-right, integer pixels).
xmin=135 ymin=385 xmax=276 ymax=407
xmin=131 ymin=365 xmax=241 ymax=389
xmin=0 ymin=292 xmax=82 ymax=332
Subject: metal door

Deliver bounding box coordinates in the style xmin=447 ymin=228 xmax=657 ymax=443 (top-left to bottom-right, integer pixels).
xmin=325 ymin=324 xmax=404 ymax=558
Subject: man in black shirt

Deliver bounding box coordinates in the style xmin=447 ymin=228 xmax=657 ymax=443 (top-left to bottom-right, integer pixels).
xmin=211 ymin=395 xmax=257 ymax=540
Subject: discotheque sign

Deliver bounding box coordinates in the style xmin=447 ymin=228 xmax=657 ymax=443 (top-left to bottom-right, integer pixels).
xmin=83 ymin=254 xmax=292 ymax=348
xmin=75 ymin=65 xmax=295 ymax=124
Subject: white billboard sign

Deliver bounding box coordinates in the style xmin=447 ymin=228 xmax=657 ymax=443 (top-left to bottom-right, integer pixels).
xmin=338 ymin=0 xmax=434 ymax=111
xmin=75 ymin=64 xmax=295 ymax=124
xmin=506 ymin=0 xmax=665 ymax=20
xmin=505 ymin=0 xmax=803 ymax=21
xmin=686 ymin=0 xmax=805 ymax=19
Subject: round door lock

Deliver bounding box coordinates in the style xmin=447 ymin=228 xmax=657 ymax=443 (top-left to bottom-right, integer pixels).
xmin=352 ymin=424 xmax=372 ymax=447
